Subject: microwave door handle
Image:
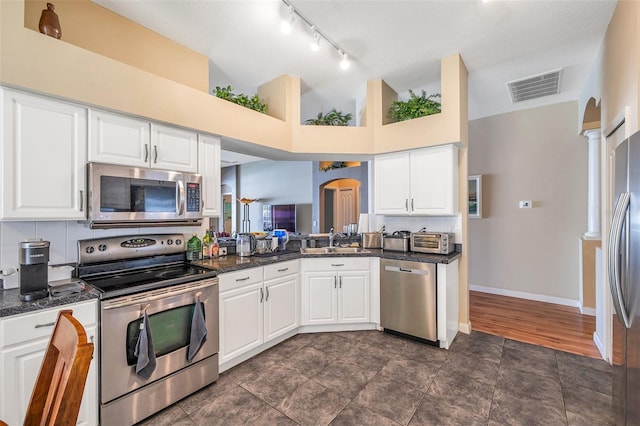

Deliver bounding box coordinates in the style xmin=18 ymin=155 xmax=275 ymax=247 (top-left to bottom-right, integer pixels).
xmin=608 ymin=191 xmax=631 ymax=328
xmin=178 ymin=180 xmax=185 ymax=216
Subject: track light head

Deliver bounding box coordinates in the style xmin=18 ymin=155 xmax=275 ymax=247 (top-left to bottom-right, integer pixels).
xmin=281 ymin=5 xmax=294 ymax=34
xmin=310 ymin=29 xmax=320 ymax=52
xmin=339 ymin=51 xmax=350 ymax=70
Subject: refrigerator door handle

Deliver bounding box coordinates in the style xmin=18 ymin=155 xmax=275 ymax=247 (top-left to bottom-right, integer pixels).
xmin=608 ymin=191 xmax=631 ymax=328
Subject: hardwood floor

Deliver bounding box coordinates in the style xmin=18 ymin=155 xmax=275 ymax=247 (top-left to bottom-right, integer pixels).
xmin=469 ymin=290 xmax=602 ymax=359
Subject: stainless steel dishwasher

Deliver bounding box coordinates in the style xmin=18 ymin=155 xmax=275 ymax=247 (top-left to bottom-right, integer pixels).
xmin=380 ymin=258 xmax=437 ymax=343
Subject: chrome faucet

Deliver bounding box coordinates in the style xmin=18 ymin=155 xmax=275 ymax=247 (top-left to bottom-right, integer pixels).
xmin=329 ymin=227 xmax=335 ymax=247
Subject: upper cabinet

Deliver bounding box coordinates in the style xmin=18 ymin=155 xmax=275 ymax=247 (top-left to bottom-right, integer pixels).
xmin=1 ymin=89 xmax=87 ymax=220
xmin=89 ymin=109 xmax=198 ymax=173
xmin=198 ymin=134 xmax=221 ymax=217
xmin=375 ymin=144 xmax=458 ymax=216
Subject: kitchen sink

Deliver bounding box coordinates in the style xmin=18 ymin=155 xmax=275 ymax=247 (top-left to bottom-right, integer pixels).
xmin=300 ymin=247 xmax=371 ymax=255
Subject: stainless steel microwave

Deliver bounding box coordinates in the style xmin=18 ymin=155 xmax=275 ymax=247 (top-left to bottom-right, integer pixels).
xmin=410 ymin=232 xmax=456 ymax=254
xmin=87 ymin=162 xmax=203 ymax=229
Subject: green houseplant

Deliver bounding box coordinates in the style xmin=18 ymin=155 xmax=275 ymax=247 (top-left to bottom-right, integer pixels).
xmin=388 ymin=90 xmax=441 ymax=122
xmin=305 ymin=108 xmax=353 ymax=126
xmin=214 ymin=86 xmax=267 ymax=114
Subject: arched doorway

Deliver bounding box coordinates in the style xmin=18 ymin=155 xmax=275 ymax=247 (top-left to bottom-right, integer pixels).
xmin=320 ymin=178 xmax=360 ymax=233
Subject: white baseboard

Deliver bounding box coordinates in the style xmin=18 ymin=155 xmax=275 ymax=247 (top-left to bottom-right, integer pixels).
xmin=459 ymin=321 xmax=471 ymax=334
xmin=593 ymin=331 xmax=607 ymax=362
xmin=580 ymin=306 xmax=596 ymax=316
xmin=470 ymin=284 xmax=580 ymax=309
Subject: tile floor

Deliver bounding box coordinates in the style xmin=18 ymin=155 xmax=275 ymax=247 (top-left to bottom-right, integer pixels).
xmin=138 ymin=331 xmax=613 ymax=426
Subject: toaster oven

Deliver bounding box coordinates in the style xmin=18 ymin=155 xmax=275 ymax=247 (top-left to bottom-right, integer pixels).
xmin=410 ymin=232 xmax=455 ymax=254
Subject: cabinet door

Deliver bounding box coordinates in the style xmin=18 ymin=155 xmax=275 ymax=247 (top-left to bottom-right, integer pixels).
xmin=264 ymin=274 xmax=299 ymax=342
xmin=219 ymin=282 xmax=264 ymax=364
xmin=1 ymin=89 xmax=87 ymax=220
xmin=88 ymin=109 xmax=150 ymax=167
xmin=338 ymin=271 xmax=370 ymax=323
xmin=198 ymin=134 xmax=221 ymax=217
xmin=374 ymin=151 xmax=411 ymax=215
xmin=410 ymin=145 xmax=458 ymax=215
xmin=302 ymin=272 xmax=337 ymax=325
xmin=150 ymin=123 xmax=198 ymax=172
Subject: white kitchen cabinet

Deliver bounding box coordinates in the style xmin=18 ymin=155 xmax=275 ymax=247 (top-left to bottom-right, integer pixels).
xmin=150 ymin=123 xmax=198 ymax=172
xmin=1 ymin=89 xmax=87 ymax=220
xmin=88 ymin=109 xmax=150 ymax=167
xmin=0 ymin=300 xmax=99 ymax=426
xmin=218 ymin=260 xmax=300 ymax=366
xmin=198 ymin=134 xmax=221 ymax=217
xmin=301 ymin=258 xmax=370 ymax=326
xmin=374 ymin=144 xmax=458 ymax=216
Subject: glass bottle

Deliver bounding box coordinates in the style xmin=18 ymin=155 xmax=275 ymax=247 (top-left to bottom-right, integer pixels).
xmin=186 ymin=233 xmax=202 ymax=261
xmin=211 ymin=230 xmax=219 ymax=257
xmin=202 ymin=228 xmax=211 ymax=259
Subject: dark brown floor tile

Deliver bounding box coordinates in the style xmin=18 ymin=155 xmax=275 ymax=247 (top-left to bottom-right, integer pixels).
xmin=250 ymin=407 xmax=298 ymax=425
xmin=427 ymin=367 xmax=495 ymax=418
xmin=567 ymin=409 xmax=614 ymax=426
xmin=313 ymin=358 xmax=377 ymax=398
xmin=379 ymin=358 xmax=440 ymax=392
xmin=499 ymin=345 xmax=559 ymax=379
xmin=178 ymin=372 xmax=242 ymax=414
xmin=557 ymin=351 xmax=612 ymax=395
xmin=307 ymin=332 xmax=355 ymax=358
xmin=189 ymin=385 xmax=271 ymax=426
xmin=354 ymin=374 xmax=424 ymax=425
xmin=442 ymin=351 xmax=500 ymax=386
xmin=489 ymin=389 xmax=567 ymax=426
xmin=137 ymin=404 xmax=191 ymax=426
xmin=356 ymin=330 xmax=410 ymax=355
xmin=563 ymin=385 xmax=613 ymax=425
xmin=448 ymin=331 xmax=504 ymax=364
xmin=409 ymin=396 xmax=488 ymax=426
xmin=397 ymin=338 xmax=448 ymax=365
xmin=556 ymin=350 xmax=611 ymax=373
xmin=239 ymin=363 xmax=309 ymax=406
xmin=495 ymin=366 xmax=563 ymax=403
xmin=277 ymin=380 xmax=350 ymax=425
xmin=340 ymin=340 xmax=392 ymax=372
xmin=283 ymin=345 xmax=335 ymax=377
xmin=330 ymin=402 xmax=399 ymax=425
xmin=504 ymin=338 xmax=557 ymax=358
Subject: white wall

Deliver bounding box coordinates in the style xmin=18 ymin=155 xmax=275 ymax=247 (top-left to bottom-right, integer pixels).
xmin=237 ymin=161 xmax=313 ymax=233
xmin=468 ymin=101 xmax=588 ymax=304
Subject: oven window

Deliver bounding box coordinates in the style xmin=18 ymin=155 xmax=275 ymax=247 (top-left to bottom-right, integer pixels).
xmin=415 ymin=238 xmax=439 ymax=249
xmin=125 ymin=304 xmax=204 ymax=365
xmin=100 ymin=176 xmax=177 ymax=213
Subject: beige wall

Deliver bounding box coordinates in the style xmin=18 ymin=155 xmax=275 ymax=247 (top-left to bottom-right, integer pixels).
xmin=468 ymin=101 xmax=588 ymax=301
xmin=24 ymin=0 xmax=209 ymax=93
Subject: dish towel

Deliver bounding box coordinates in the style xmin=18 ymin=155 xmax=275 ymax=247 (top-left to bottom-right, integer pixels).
xmin=134 ymin=311 xmax=156 ymax=380
xmin=187 ymin=301 xmax=207 ymax=361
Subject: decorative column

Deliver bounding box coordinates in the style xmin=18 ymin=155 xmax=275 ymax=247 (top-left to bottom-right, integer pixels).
xmin=583 ymin=129 xmax=601 ymax=239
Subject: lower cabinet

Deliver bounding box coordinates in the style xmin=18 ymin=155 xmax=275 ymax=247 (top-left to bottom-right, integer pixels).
xmin=0 ymin=300 xmax=99 ymax=426
xmin=301 ymin=258 xmax=370 ymax=326
xmin=218 ymin=260 xmax=299 ymax=367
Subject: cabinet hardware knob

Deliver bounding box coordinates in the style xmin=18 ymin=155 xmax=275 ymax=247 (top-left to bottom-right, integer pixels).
xmin=236 ymin=276 xmax=250 ymax=282
xmin=411 ymin=198 xmax=414 ymax=211
xmin=266 ymin=287 xmax=270 ymax=301
xmin=144 ymin=144 xmax=149 ymax=162
xmin=154 ymin=145 xmax=158 ymax=163
xmin=331 ymin=264 xmax=344 ymax=267
xmin=405 ymin=199 xmax=408 ymax=211
xmin=260 ymin=287 xmax=264 ymax=303
xmin=277 ymin=268 xmax=288 ymax=272
xmin=340 ymin=276 xmax=342 ymax=288
xmin=334 ymin=276 xmax=337 ymax=289
xmin=79 ymin=190 xmax=84 ymax=212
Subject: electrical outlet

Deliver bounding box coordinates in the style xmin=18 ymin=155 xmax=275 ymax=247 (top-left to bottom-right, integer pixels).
xmin=219 ymin=247 xmax=228 ymax=256
xmin=519 ymin=200 xmax=532 ymax=209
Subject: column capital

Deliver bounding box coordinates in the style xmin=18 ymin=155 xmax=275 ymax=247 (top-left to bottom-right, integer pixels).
xmin=583 ymin=129 xmax=601 ymax=140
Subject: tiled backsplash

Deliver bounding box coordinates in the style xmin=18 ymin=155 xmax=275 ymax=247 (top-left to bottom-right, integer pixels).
xmin=369 ymin=215 xmax=462 ymax=242
xmin=0 ymin=220 xmax=207 ymax=277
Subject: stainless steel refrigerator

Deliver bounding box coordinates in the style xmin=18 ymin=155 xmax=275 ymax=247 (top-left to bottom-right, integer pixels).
xmin=609 ymin=130 xmax=640 ymax=425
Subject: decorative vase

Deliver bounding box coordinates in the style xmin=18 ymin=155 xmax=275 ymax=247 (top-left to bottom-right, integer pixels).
xmin=38 ymin=3 xmax=61 ymax=39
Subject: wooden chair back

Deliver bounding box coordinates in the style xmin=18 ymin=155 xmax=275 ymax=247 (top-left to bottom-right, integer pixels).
xmin=23 ymin=309 xmax=94 ymax=426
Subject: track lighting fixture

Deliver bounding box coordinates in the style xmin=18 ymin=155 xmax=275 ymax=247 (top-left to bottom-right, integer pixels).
xmin=280 ymin=0 xmax=351 ymax=70
xmin=281 ymin=5 xmax=294 ymax=34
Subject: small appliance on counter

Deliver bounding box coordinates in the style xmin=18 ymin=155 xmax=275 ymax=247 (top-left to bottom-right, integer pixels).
xmin=362 ymin=232 xmax=384 ymax=249
xmin=273 ymin=229 xmax=289 ymax=251
xmin=382 ymin=231 xmax=411 ymax=252
xmin=410 ymin=232 xmax=455 ymax=254
xmin=236 ymin=233 xmax=256 ymax=257
xmin=19 ymin=239 xmax=50 ymax=301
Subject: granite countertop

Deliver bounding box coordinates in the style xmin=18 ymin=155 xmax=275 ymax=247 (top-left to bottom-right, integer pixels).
xmin=0 ymin=284 xmax=100 ymax=318
xmin=196 ymin=248 xmax=461 ymax=274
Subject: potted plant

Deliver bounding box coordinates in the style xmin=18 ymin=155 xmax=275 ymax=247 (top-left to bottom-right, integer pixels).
xmin=214 ymin=86 xmax=267 ymax=114
xmin=305 ymin=108 xmax=353 ymax=126
xmin=388 ymin=90 xmax=441 ymax=122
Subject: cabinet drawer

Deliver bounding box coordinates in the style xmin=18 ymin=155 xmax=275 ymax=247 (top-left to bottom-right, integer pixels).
xmin=219 ymin=267 xmax=264 ymax=292
xmin=0 ymin=300 xmax=97 ymax=348
xmin=302 ymin=257 xmax=370 ymax=272
xmin=264 ymin=260 xmax=299 ymax=281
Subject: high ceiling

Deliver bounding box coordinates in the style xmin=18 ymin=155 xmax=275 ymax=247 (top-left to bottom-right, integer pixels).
xmin=93 ymin=0 xmax=617 ymax=162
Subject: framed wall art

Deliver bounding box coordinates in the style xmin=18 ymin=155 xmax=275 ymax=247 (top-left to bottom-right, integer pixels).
xmin=468 ymin=175 xmax=482 ymax=218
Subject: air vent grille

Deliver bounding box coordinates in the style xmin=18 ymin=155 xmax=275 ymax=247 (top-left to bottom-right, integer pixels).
xmin=507 ymin=69 xmax=562 ymax=103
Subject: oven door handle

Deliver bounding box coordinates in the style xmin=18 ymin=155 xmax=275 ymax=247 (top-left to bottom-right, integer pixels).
xmin=102 ymin=279 xmax=217 ymax=310
xmin=178 ymin=180 xmax=186 ymax=216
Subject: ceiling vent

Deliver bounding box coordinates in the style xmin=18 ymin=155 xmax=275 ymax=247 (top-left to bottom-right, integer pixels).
xmin=507 ymin=68 xmax=562 ymax=103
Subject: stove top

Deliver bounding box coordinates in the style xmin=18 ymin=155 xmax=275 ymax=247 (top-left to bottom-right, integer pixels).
xmin=77 ymin=233 xmax=217 ymax=299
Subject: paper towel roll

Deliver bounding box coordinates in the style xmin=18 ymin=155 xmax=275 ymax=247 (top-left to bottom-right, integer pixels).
xmin=357 ymin=213 xmax=369 ymax=233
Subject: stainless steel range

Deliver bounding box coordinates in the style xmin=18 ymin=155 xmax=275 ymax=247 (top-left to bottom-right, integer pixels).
xmin=77 ymin=234 xmax=219 ymax=426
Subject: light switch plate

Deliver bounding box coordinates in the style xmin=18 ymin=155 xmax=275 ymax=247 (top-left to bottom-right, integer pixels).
xmin=219 ymin=247 xmax=228 ymax=256
xmin=519 ymin=200 xmax=532 ymax=208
